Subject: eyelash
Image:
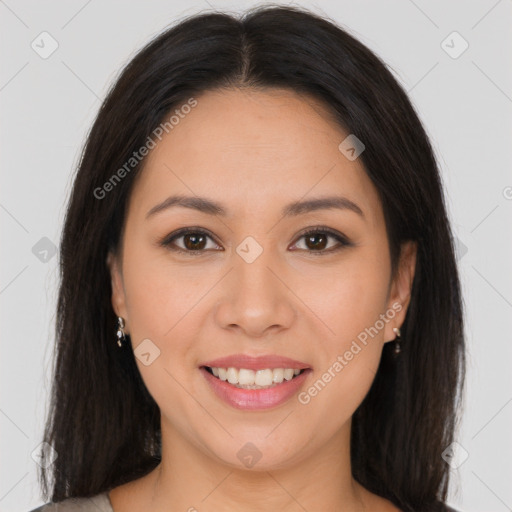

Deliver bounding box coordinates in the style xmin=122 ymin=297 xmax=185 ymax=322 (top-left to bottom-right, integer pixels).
xmin=159 ymin=226 xmax=352 ymax=256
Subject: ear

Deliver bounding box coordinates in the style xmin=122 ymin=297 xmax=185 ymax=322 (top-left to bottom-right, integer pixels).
xmin=383 ymin=240 xmax=417 ymax=343
xmin=107 ymin=251 xmax=129 ymax=331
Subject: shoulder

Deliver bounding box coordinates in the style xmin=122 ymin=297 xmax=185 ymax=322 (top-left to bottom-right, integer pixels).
xmin=27 ymin=491 xmax=113 ymax=512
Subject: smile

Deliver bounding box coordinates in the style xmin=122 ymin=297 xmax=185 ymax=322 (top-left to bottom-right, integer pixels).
xmin=200 ymin=366 xmax=312 ymax=410
xmin=204 ymin=366 xmax=305 ymax=389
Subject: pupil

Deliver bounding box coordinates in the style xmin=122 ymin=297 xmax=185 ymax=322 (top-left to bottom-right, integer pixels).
xmin=306 ymin=233 xmax=327 ymax=250
xmin=184 ymin=233 xmax=206 ymax=250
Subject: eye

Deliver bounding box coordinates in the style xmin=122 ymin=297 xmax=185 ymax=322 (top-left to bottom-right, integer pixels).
xmin=159 ymin=226 xmax=352 ymax=256
xmin=290 ymin=227 xmax=352 ymax=254
xmin=159 ymin=227 xmax=222 ymax=255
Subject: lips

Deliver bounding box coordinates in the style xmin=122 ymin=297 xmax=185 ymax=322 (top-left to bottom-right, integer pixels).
xmin=199 ymin=353 xmax=312 ymax=410
xmin=201 ymin=367 xmax=311 ymax=410
xmin=200 ymin=353 xmax=311 ymax=371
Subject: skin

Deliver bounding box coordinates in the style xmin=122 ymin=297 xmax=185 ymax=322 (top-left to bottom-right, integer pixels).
xmin=107 ymin=88 xmax=416 ymax=512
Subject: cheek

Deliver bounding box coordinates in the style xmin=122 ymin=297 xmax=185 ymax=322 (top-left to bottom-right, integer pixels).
xmin=301 ymin=253 xmax=390 ymax=403
xmin=306 ymin=254 xmax=390 ymax=343
xmin=121 ymin=239 xmax=204 ymax=341
xmin=298 ymin=283 xmax=387 ymax=433
xmin=120 ymin=241 xmax=213 ymax=393
xmin=120 ymin=247 xmax=202 ymax=415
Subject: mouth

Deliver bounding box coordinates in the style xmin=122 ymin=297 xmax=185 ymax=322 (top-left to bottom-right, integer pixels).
xmin=199 ymin=364 xmax=312 ymax=410
xmin=201 ymin=365 xmax=308 ymax=389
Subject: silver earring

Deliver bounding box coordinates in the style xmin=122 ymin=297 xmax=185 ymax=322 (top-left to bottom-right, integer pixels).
xmin=392 ymin=326 xmax=401 ymax=354
xmin=116 ymin=317 xmax=126 ymax=348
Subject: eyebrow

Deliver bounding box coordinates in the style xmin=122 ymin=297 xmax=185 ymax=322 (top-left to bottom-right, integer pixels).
xmin=146 ymin=194 xmax=365 ymax=219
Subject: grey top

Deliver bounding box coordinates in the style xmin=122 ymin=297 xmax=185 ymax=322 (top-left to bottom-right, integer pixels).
xmin=28 ymin=492 xmax=113 ymax=512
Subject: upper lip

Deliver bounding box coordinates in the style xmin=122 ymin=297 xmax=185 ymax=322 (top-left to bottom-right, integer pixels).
xmin=201 ymin=354 xmax=311 ymax=371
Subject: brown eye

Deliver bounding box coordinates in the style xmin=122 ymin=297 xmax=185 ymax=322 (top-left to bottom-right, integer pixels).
xmin=304 ymin=232 xmax=328 ymax=250
xmin=160 ymin=228 xmax=221 ymax=254
xmin=160 ymin=226 xmax=352 ymax=257
xmin=291 ymin=227 xmax=352 ymax=254
xmin=182 ymin=232 xmax=208 ymax=250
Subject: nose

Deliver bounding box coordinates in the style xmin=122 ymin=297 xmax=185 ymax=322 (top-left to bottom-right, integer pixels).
xmin=213 ymin=244 xmax=296 ymax=338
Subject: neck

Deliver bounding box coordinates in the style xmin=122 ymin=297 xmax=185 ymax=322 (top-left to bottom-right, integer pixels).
xmin=138 ymin=419 xmax=371 ymax=512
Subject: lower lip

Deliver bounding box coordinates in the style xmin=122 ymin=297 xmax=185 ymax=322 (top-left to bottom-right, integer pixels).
xmin=200 ymin=367 xmax=311 ymax=410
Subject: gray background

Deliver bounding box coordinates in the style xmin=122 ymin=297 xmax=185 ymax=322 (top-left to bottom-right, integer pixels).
xmin=1 ymin=1 xmax=511 ymax=511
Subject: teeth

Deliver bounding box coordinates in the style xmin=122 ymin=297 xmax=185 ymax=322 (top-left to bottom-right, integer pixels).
xmin=283 ymin=369 xmax=294 ymax=381
xmin=238 ymin=368 xmax=255 ymax=385
xmin=226 ymin=367 xmax=238 ymax=384
xmin=255 ymin=369 xmax=273 ymax=386
xmin=207 ymin=366 xmax=305 ymax=388
xmin=273 ymin=368 xmax=284 ymax=383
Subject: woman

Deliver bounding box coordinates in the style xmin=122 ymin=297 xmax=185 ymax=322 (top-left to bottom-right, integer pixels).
xmin=31 ymin=5 xmax=465 ymax=511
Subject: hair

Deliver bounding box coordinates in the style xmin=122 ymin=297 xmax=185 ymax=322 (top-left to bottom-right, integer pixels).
xmin=38 ymin=5 xmax=465 ymax=511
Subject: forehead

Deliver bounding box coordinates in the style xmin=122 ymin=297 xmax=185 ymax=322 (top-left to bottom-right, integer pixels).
xmin=128 ymin=88 xmax=383 ymax=228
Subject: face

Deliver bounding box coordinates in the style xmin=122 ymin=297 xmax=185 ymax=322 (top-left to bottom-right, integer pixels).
xmin=108 ymin=88 xmax=416 ymax=471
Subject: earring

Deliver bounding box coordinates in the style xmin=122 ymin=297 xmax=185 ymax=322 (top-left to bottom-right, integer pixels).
xmin=392 ymin=326 xmax=401 ymax=354
xmin=116 ymin=317 xmax=126 ymax=348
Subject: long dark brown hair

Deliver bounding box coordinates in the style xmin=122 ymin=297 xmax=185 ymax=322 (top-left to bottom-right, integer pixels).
xmin=38 ymin=5 xmax=465 ymax=511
